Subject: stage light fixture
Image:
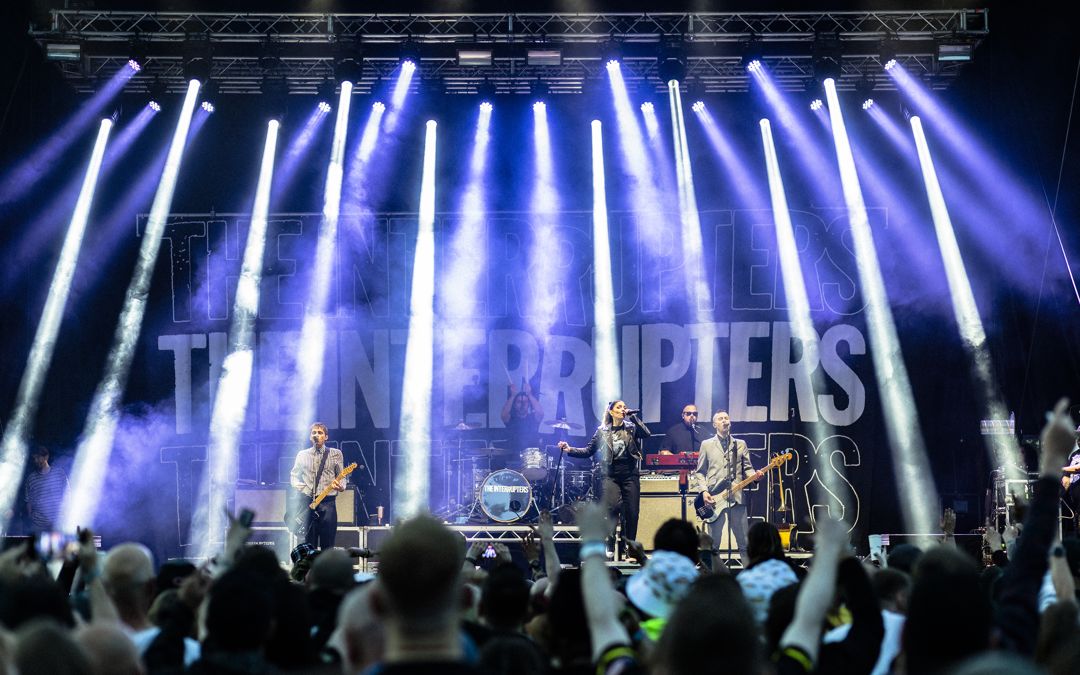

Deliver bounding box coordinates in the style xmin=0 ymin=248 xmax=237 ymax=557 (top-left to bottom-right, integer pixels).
xmin=331 ymin=35 xmax=363 ymax=85
xmin=317 ymin=79 xmax=336 ymax=112
xmin=686 ymin=80 xmax=706 ymax=108
xmin=862 ymin=98 xmax=875 ymax=110
xmin=641 ymin=101 xmax=654 ymax=113
xmin=601 ymin=40 xmax=623 ymax=68
xmin=182 ymin=34 xmax=212 ymax=84
xmin=741 ymin=36 xmax=765 ymax=72
xmin=810 ymin=98 xmax=824 ymax=111
xmin=657 ymin=44 xmax=686 ymax=84
xmin=200 ymin=80 xmax=219 ymax=113
xmin=477 ymin=79 xmax=497 ymax=104
xmin=262 ymin=74 xmax=290 ymax=122
xmin=399 ymin=40 xmax=422 ymax=69
xmin=879 ymin=37 xmax=899 ymax=71
xmin=937 ymin=39 xmax=974 ymax=63
xmin=126 ymin=37 xmax=149 ymax=72
xmin=530 ymin=79 xmax=550 ymax=104
xmin=812 ymin=31 xmax=843 ymax=83
xmin=458 ymin=48 xmax=492 ymax=67
xmin=45 ymin=42 xmax=81 ymax=62
xmin=854 ymin=74 xmax=875 ymax=104
xmin=148 ymin=77 xmax=167 ymax=112
xmin=527 ymin=48 xmax=561 ymax=67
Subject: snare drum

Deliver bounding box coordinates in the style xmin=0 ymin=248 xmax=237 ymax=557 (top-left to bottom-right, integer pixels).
xmin=520 ymin=447 xmax=549 ymax=481
xmin=479 ymin=469 xmax=533 ymax=523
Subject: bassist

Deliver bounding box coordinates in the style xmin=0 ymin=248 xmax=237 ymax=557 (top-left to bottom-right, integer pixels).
xmin=690 ymin=410 xmax=762 ymax=567
xmin=289 ymin=423 xmax=347 ymax=550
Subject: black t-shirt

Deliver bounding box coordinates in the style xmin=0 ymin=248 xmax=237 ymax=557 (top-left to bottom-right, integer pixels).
xmin=661 ymin=422 xmax=703 ymax=454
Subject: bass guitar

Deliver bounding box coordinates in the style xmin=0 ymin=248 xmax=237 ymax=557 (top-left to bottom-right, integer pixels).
xmin=288 ymin=462 xmax=357 ymax=538
xmin=694 ymin=452 xmax=792 ymax=523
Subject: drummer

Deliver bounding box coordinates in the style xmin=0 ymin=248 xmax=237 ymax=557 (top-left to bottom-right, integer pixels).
xmin=501 ymin=379 xmax=544 ymax=458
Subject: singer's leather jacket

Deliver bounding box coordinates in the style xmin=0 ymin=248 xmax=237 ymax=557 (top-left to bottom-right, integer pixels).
xmin=564 ymin=419 xmax=651 ymax=475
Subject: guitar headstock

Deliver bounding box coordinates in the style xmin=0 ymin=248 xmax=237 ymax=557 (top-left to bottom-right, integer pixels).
xmin=341 ymin=462 xmax=358 ymax=476
xmin=770 ymin=451 xmax=794 ymax=468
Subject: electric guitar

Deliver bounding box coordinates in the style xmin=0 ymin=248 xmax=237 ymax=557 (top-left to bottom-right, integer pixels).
xmin=288 ymin=462 xmax=357 ymax=538
xmin=694 ymin=452 xmax=792 ymax=523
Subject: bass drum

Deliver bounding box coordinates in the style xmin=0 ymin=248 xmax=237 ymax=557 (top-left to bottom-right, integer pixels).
xmin=479 ymin=469 xmax=533 ymax=523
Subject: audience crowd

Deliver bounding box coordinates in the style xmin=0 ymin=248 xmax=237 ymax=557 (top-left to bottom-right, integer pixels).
xmin=1 ymin=398 xmax=1078 ymax=675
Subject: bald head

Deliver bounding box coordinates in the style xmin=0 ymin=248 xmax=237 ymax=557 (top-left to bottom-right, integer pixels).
xmin=76 ymin=624 xmax=143 ymax=675
xmin=307 ymin=548 xmax=355 ymax=593
xmin=103 ymin=544 xmax=156 ymax=624
xmin=335 ymin=585 xmax=383 ymax=674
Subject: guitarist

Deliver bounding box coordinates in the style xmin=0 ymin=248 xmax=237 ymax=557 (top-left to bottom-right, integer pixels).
xmin=289 ymin=423 xmax=347 ymax=549
xmin=690 ymin=410 xmax=763 ymax=567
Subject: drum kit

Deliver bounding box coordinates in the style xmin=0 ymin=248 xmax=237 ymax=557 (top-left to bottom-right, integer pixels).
xmin=441 ymin=419 xmax=598 ymax=524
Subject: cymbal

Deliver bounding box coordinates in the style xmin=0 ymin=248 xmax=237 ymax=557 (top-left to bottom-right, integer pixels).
xmin=447 ymin=420 xmax=479 ymax=431
xmin=463 ymin=446 xmax=512 ymax=456
xmin=545 ymin=419 xmax=583 ymax=430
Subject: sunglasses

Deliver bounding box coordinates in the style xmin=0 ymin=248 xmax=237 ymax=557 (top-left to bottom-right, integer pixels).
xmin=683 ymin=412 xmax=698 ymax=417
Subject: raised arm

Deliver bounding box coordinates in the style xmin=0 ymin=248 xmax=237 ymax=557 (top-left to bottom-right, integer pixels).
xmin=577 ymin=502 xmax=633 ymax=662
xmin=780 ymin=518 xmax=848 ymax=667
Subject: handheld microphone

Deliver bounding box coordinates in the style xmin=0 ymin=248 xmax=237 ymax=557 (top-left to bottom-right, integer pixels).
xmin=625 ymin=408 xmax=641 ymax=415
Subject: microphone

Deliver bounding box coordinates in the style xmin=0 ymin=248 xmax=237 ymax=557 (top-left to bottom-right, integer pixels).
xmin=625 ymin=409 xmax=641 ymax=415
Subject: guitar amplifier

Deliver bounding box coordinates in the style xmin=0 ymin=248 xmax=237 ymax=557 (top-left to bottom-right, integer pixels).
xmin=639 ymin=474 xmax=680 ymax=493
xmin=236 ymin=486 xmax=357 ymax=525
xmin=637 ymin=495 xmax=696 ymax=549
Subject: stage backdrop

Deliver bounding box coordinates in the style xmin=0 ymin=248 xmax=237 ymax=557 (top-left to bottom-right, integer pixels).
xmin=90 ymin=203 xmax=956 ymax=561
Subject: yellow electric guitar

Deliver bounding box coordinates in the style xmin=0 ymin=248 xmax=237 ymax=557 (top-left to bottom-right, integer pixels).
xmin=289 ymin=462 xmax=357 ymax=538
xmin=694 ymin=452 xmax=793 ymax=523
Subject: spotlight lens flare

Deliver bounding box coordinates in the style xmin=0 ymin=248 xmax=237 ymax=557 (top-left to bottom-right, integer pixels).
xmin=606 ymin=59 xmax=620 ymax=70
xmin=533 ymin=101 xmax=546 ymax=112
xmin=127 ymin=59 xmax=141 ymax=72
xmin=810 ymin=99 xmax=824 ymax=111
xmin=691 ymin=101 xmax=705 ymax=112
xmin=862 ymin=98 xmax=875 ymax=110
xmin=480 ymin=101 xmax=493 ymax=112
xmin=201 ymin=101 xmax=215 ymax=113
xmin=373 ymin=101 xmax=385 ymax=111
xmin=641 ymin=101 xmax=654 ymax=113
xmin=402 ymin=59 xmax=416 ymax=72
xmin=318 ymin=101 xmax=332 ymax=113
xmin=884 ymin=58 xmax=898 ymax=71
xmin=747 ymin=59 xmax=762 ymax=73
xmin=149 ymin=100 xmax=162 ymax=112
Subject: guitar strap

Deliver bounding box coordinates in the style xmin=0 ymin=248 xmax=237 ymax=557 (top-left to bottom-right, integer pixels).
xmin=310 ymin=448 xmax=331 ymax=511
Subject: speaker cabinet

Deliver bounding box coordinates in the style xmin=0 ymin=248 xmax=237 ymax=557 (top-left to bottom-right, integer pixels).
xmin=637 ymin=495 xmax=693 ymax=550
xmin=236 ymin=486 xmax=357 ymax=525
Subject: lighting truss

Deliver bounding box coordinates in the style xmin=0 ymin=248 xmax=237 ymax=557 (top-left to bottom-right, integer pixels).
xmin=34 ymin=10 xmax=986 ymax=95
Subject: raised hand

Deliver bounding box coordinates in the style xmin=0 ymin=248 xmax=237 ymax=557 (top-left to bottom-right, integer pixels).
xmin=538 ymin=509 xmax=555 ymax=540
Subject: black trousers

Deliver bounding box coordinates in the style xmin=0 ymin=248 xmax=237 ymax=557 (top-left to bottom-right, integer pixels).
xmin=306 ymin=502 xmax=338 ymax=550
xmin=602 ymin=465 xmax=640 ymax=542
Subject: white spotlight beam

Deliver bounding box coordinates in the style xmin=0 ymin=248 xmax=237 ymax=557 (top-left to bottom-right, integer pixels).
xmin=61 ymin=80 xmax=202 ymax=531
xmin=759 ymin=118 xmax=845 ymax=504
xmin=443 ymin=105 xmax=491 ymax=319
xmin=909 ymin=116 xmax=1025 ymax=483
xmin=591 ymin=120 xmax=621 ymax=409
xmin=190 ymin=120 xmax=280 ymax=556
xmin=822 ymin=78 xmax=937 ymax=539
xmin=0 ymin=118 xmax=113 ymax=527
xmin=529 ymin=103 xmax=562 ymax=338
xmin=667 ymin=81 xmax=712 ymax=321
xmin=289 ymin=82 xmax=353 ymax=445
xmin=396 ymin=120 xmax=438 ymax=519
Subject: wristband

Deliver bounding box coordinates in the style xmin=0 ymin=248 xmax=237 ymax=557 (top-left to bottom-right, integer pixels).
xmin=579 ymin=541 xmax=607 ymax=560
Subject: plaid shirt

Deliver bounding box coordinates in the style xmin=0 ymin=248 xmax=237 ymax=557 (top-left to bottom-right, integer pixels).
xmin=290 ymin=445 xmax=346 ymax=498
